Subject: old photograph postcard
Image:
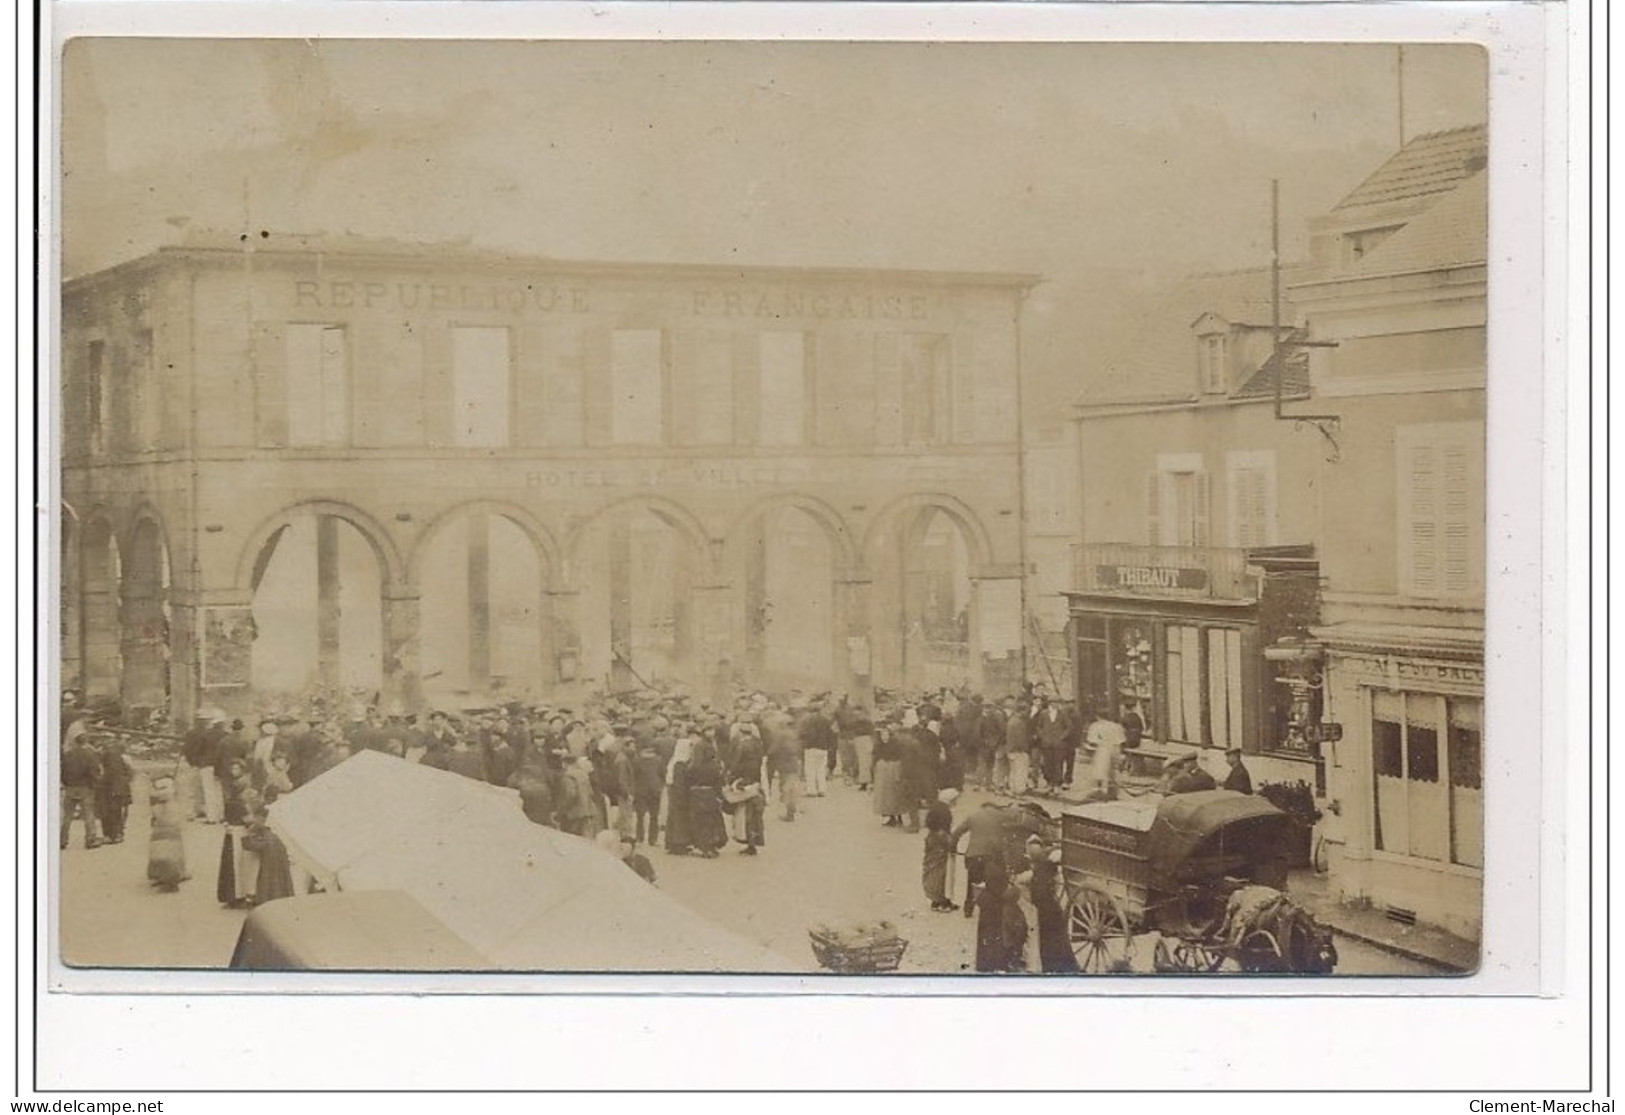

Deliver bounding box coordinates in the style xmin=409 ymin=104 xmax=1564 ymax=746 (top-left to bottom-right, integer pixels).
xmin=52 ymin=34 xmax=1498 ymax=982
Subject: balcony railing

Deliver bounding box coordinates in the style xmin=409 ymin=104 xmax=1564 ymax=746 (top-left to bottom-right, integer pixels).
xmin=1071 ymin=544 xmax=1258 ymax=601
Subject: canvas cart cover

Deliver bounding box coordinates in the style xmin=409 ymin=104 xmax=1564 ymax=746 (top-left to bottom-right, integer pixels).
xmin=1140 ymin=790 xmax=1290 ymax=878
xmin=229 ymin=890 xmax=494 ymax=971
xmin=267 ymin=750 xmax=791 ymax=972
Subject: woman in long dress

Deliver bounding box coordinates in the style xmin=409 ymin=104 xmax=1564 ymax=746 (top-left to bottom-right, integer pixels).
xmin=663 ymin=737 xmax=694 ymax=855
xmin=243 ymin=802 xmax=296 ymax=906
xmin=872 ymin=725 xmax=906 ymax=825
xmin=216 ymin=764 xmax=261 ymax=909
xmin=975 ymin=855 xmax=1012 ymax=972
xmin=1020 ymin=837 xmax=1079 ymax=973
xmin=685 ymin=739 xmax=728 ymax=858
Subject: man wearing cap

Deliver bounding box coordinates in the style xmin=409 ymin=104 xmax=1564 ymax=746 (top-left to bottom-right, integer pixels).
xmin=1222 ymin=748 xmax=1254 ymax=794
xmin=1160 ymin=752 xmax=1218 ymax=795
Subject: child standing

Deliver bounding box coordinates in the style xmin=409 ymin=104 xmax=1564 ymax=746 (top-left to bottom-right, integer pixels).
xmin=922 ymin=800 xmax=958 ymax=912
xmin=146 ymin=774 xmax=189 ymax=892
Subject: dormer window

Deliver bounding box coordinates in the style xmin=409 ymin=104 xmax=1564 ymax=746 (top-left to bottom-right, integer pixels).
xmin=1191 ymin=312 xmax=1230 ymax=395
xmin=1199 ymin=332 xmax=1228 ymax=394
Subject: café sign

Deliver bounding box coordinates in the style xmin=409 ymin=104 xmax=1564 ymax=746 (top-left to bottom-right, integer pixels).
xmin=1095 ymin=564 xmax=1209 ymax=592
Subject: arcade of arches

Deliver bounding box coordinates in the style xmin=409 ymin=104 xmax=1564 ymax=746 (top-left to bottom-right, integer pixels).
xmin=61 ymin=497 xmax=1026 ymax=725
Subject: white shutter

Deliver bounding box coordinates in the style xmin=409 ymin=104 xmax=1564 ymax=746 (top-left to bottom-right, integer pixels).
xmin=1406 ymin=443 xmax=1440 ymax=596
xmin=319 ymin=326 xmax=347 ymax=446
xmin=1193 ymin=471 xmax=1211 ymax=548
xmin=1441 ymin=442 xmax=1473 ymax=594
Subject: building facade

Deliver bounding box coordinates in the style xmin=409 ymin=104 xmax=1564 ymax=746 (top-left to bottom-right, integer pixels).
xmin=1294 ymin=129 xmax=1487 ymax=942
xmin=1067 ymin=126 xmax=1487 ymax=944
xmin=59 ymin=238 xmax=1034 ymax=723
xmin=1068 ymin=264 xmax=1329 ymax=790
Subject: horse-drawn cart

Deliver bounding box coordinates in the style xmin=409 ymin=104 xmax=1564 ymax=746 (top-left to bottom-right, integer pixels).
xmin=1059 ymin=790 xmax=1337 ymax=974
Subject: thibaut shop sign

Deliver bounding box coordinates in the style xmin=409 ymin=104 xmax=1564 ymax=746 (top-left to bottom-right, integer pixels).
xmin=1096 ymin=564 xmax=1209 ymax=592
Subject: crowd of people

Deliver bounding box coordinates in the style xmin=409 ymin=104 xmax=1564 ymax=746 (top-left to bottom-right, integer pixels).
xmin=61 ymin=678 xmax=1257 ymax=973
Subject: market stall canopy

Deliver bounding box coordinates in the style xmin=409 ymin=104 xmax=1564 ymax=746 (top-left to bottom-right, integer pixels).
xmin=267 ymin=750 xmax=794 ymax=972
xmin=230 ymin=890 xmax=494 ymax=971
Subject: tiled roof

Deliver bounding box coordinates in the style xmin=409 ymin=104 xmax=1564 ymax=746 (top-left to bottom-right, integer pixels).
xmin=1230 ymin=334 xmax=1311 ymax=401
xmin=1079 ymin=264 xmax=1310 ymax=407
xmin=1342 ymin=168 xmax=1487 ymax=278
xmin=1332 ymin=125 xmax=1487 ymax=214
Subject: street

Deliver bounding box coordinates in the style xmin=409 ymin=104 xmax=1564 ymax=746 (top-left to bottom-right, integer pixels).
xmin=59 ymin=763 xmax=1440 ymax=977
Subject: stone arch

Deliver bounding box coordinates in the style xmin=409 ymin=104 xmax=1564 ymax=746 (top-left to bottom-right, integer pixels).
xmin=861 ymin=492 xmax=996 ymax=570
xmin=119 ymin=509 xmax=173 ymax=715
xmin=407 ymin=499 xmax=564 ymax=589
xmin=79 ymin=508 xmax=121 ymax=586
xmin=407 ymin=499 xmax=565 ymax=699
xmin=564 ymin=493 xmax=716 ymax=581
xmin=122 ymin=507 xmax=172 ymax=592
xmin=236 ymin=499 xmax=407 ymax=594
xmin=60 ymin=504 xmax=82 ymax=693
xmin=78 ymin=509 xmax=122 ymax=700
xmin=724 ymin=492 xmax=861 ymax=571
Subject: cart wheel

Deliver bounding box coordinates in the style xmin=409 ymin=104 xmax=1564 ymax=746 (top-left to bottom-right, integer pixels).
xmin=1067 ymin=888 xmax=1135 ymax=973
xmin=1237 ymin=929 xmax=1284 ymax=973
xmin=1170 ymin=939 xmax=1227 ymax=973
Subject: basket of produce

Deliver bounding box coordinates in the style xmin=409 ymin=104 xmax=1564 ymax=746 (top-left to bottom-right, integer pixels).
xmin=809 ymin=920 xmax=909 ymax=973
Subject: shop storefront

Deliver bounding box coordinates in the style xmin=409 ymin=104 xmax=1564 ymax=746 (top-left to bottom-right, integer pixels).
xmin=1314 ymin=625 xmax=1484 ymax=943
xmin=1066 ymin=544 xmax=1322 ymax=779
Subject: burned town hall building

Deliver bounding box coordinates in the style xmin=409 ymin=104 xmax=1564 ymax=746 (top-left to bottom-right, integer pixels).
xmin=59 ymin=237 xmax=1033 ymax=723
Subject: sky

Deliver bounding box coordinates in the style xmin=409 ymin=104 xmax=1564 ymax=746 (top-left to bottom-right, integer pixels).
xmin=58 ymin=38 xmax=1486 ymax=418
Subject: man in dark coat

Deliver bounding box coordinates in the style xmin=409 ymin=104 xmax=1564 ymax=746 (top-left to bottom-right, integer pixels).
xmin=60 ymin=726 xmax=105 ymax=850
xmin=1161 ymin=752 xmax=1218 ymax=795
xmin=729 ymin=725 xmax=768 ymax=853
xmin=1222 ymin=748 xmax=1254 ymax=794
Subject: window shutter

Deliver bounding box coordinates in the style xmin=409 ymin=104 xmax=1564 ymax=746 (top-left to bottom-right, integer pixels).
xmin=1407 ymin=443 xmax=1440 ymax=595
xmin=1234 ymin=466 xmax=1272 ymax=548
xmin=320 ymin=325 xmax=347 ymax=446
xmin=1145 ymin=471 xmax=1161 ymax=546
xmin=873 ymin=333 xmax=902 ymax=446
xmin=254 ymin=323 xmax=288 ymax=448
xmin=1193 ymin=471 xmax=1211 ymax=547
xmin=932 ymin=336 xmax=953 ymax=444
xmin=421 ymin=325 xmax=454 ymax=448
xmin=1441 ymin=442 xmax=1472 ymax=594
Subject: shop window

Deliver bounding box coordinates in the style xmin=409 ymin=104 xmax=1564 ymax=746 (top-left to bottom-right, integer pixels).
xmin=1371 ymin=690 xmax=1481 ymax=868
xmin=758 ymin=331 xmax=808 ymax=447
xmin=611 ymin=329 xmax=665 ymax=446
xmin=1448 ymin=699 xmax=1484 ymax=868
xmin=1206 ymin=627 xmax=1245 ymax=750
xmin=1074 ymin=615 xmax=1109 ymax=710
xmin=1165 ymin=624 xmax=1203 ymax=744
xmin=1398 ymin=423 xmax=1484 ymax=599
xmin=287 ymin=324 xmax=350 ymax=448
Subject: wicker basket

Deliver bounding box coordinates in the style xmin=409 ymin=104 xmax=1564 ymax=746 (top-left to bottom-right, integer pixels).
xmin=809 ymin=925 xmax=909 ymax=973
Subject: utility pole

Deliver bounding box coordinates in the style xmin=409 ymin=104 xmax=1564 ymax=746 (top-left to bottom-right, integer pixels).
xmin=1397 ymin=45 xmax=1407 ymax=148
